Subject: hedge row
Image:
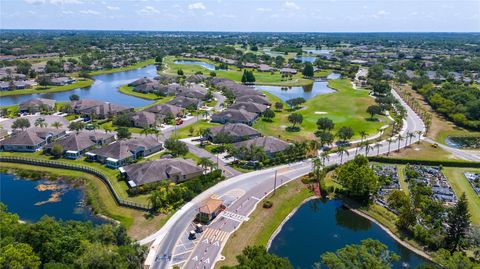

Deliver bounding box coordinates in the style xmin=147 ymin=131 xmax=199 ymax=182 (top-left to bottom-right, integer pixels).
xmin=368 ymin=156 xmax=480 ymax=168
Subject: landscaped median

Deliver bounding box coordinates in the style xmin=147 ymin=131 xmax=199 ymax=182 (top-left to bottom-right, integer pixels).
xmin=89 ymin=59 xmax=156 ymax=76
xmin=0 ymin=78 xmax=93 ymax=97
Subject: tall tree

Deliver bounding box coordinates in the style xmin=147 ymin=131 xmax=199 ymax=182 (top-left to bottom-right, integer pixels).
xmin=445 ymin=193 xmax=471 ymax=253
xmin=302 ymin=62 xmax=314 ymax=78
xmin=221 ymin=245 xmax=293 ymax=269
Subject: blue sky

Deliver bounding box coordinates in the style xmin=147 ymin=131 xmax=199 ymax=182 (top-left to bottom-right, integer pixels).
xmin=1 ymin=0 xmax=479 ymax=32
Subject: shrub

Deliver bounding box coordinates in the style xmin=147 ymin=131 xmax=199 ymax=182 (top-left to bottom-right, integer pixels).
xmin=263 ymin=200 xmax=273 ymax=208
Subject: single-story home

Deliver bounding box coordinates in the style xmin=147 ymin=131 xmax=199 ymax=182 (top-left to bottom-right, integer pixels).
xmin=0 ymin=127 xmax=67 ymax=152
xmin=279 ymin=68 xmax=298 ymax=75
xmin=121 ymin=158 xmax=203 ymax=187
xmin=132 ymin=111 xmax=157 ymax=129
xmin=167 ymin=96 xmax=201 ymax=109
xmin=145 ymin=104 xmax=183 ymax=119
xmin=45 ymin=132 xmax=115 ymax=159
xmin=71 ymin=99 xmax=133 ymax=119
xmin=236 ymin=94 xmax=271 ymax=106
xmin=207 ymin=123 xmax=261 ymax=143
xmin=233 ymin=136 xmax=290 ymax=157
xmin=19 ymin=98 xmax=56 ymax=113
xmin=229 ymin=102 xmax=268 ymax=114
xmin=211 ymin=109 xmax=258 ymax=125
xmin=87 ymin=136 xmax=162 ymax=168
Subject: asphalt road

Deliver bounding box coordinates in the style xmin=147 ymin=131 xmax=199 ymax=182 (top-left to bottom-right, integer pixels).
xmin=142 ymin=88 xmax=430 ymax=269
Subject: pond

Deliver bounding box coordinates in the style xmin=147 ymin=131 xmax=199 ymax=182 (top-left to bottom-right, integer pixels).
xmin=0 ymin=65 xmax=157 ymax=107
xmin=174 ymin=60 xmax=216 ymax=71
xmin=255 ymin=74 xmax=340 ymax=102
xmin=445 ymin=136 xmax=480 ymax=149
xmin=303 ymin=49 xmax=331 ymax=55
xmin=0 ymin=173 xmax=106 ymax=224
xmin=295 ymin=55 xmax=318 ymax=63
xmin=269 ymin=199 xmax=429 ymax=269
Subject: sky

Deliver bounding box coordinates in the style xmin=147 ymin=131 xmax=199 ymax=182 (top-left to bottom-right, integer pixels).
xmin=1 ymin=0 xmax=479 ymax=32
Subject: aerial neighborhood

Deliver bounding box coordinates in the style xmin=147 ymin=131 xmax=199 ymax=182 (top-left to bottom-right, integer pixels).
xmin=0 ymin=28 xmax=479 ymax=269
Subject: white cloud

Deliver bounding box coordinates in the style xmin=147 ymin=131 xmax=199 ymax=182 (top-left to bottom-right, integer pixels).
xmin=256 ymin=8 xmax=272 ymax=12
xmin=50 ymin=0 xmax=83 ymax=4
xmin=24 ymin=0 xmax=46 ymax=5
xmin=285 ymin=1 xmax=299 ymax=10
xmin=79 ymin=9 xmax=100 ymax=15
xmin=107 ymin=6 xmax=120 ymax=10
xmin=377 ymin=10 xmax=390 ymax=16
xmin=138 ymin=6 xmax=161 ymax=15
xmin=188 ymin=2 xmax=206 ymax=10
xmin=205 ymin=11 xmax=214 ymax=16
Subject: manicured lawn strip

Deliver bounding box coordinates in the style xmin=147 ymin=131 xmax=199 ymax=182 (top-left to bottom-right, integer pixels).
xmin=0 ymin=162 xmax=170 ymax=240
xmin=118 ymin=84 xmax=161 ymax=100
xmin=134 ymin=96 xmax=174 ymax=111
xmin=254 ymin=79 xmax=389 ymax=142
xmin=172 ymin=120 xmax=221 ymax=139
xmin=442 ymin=167 xmax=480 ymax=225
xmin=0 ymin=79 xmax=93 ymax=97
xmin=163 ymin=56 xmax=314 ymax=87
xmin=216 ymin=179 xmax=312 ymax=268
xmin=396 ymin=165 xmax=410 ymax=196
xmin=89 ymin=59 xmax=155 ymax=76
xmin=99 ymin=121 xmax=144 ymax=134
xmin=386 ymin=141 xmax=460 ymax=161
xmin=0 ymin=151 xmax=149 ymax=205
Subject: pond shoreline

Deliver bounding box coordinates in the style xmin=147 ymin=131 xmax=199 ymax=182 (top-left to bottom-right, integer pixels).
xmin=267 ymin=196 xmax=434 ymax=264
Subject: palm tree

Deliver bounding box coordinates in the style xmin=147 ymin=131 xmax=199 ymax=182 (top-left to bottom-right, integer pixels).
xmin=363 ymin=141 xmax=373 ymax=156
xmin=34 ymin=118 xmax=47 ymax=128
xmin=319 ymin=151 xmax=330 ymax=166
xmin=103 ymin=126 xmax=112 ymax=134
xmin=404 ymin=132 xmax=411 ymax=147
xmin=374 ymin=143 xmax=382 ymax=156
xmin=407 ymin=132 xmax=415 ymax=146
xmin=415 ymin=130 xmax=423 ymax=144
xmin=197 ymin=157 xmax=213 ymax=172
xmin=336 ymin=146 xmax=349 ymax=164
xmin=311 ymin=158 xmax=323 ymax=184
xmin=308 ymin=140 xmax=321 ymax=157
xmin=141 ymin=127 xmax=151 ymax=137
xmin=51 ymin=121 xmax=63 ymax=129
xmin=386 ymin=138 xmax=394 ymax=155
xmin=359 ymin=130 xmax=368 ymax=143
xmin=397 ymin=134 xmax=404 ymax=152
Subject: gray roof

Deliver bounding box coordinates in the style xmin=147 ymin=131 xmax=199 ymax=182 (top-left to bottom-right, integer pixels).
xmin=72 ymin=99 xmax=131 ymax=116
xmin=123 ymin=158 xmax=203 ymax=186
xmin=167 ymin=96 xmax=200 ymax=108
xmin=145 ymin=104 xmax=183 ymax=116
xmin=0 ymin=127 xmax=66 ymax=146
xmin=236 ymin=94 xmax=271 ymax=106
xmin=128 ymin=77 xmax=154 ymax=87
xmin=47 ymin=133 xmax=96 ymax=151
xmin=90 ymin=136 xmax=161 ymax=160
xmin=233 ymin=136 xmax=289 ymax=154
xmin=132 ymin=111 xmax=157 ymax=126
xmin=19 ymin=98 xmax=56 ymax=110
xmin=229 ymin=102 xmax=268 ymax=114
xmin=209 ymin=123 xmax=260 ymax=139
xmin=211 ymin=109 xmax=258 ymax=124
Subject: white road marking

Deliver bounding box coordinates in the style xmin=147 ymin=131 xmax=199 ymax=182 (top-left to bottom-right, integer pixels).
xmin=192 ymin=256 xmax=198 ymax=261
xmin=251 ymin=196 xmax=261 ymax=201
xmin=204 ymin=258 xmax=210 ymax=264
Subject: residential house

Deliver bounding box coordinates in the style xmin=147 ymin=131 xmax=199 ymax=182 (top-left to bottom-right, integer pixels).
xmin=0 ymin=127 xmax=67 ymax=152
xmin=167 ymin=96 xmax=201 ymax=109
xmin=233 ymin=136 xmax=289 ymax=156
xmin=19 ymin=98 xmax=56 ymax=113
xmin=280 ymin=68 xmax=298 ymax=75
xmin=207 ymin=123 xmax=261 ymax=143
xmin=211 ymin=109 xmax=258 ymax=125
xmin=145 ymin=104 xmax=183 ymax=120
xmin=121 ymin=158 xmax=203 ymax=187
xmin=87 ymin=136 xmax=162 ymax=168
xmin=50 ymin=77 xmax=75 ymax=86
xmin=229 ymin=102 xmax=268 ymax=114
xmin=71 ymin=99 xmax=133 ymax=119
xmin=236 ymin=94 xmax=271 ymax=106
xmin=257 ymin=64 xmax=275 ymax=72
xmin=128 ymin=77 xmax=153 ymax=87
xmin=132 ymin=111 xmax=157 ymax=129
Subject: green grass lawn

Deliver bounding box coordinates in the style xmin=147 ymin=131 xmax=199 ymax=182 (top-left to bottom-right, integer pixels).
xmin=0 ymin=151 xmax=150 ymax=205
xmin=89 ymin=59 xmax=156 ymax=76
xmin=171 ymin=120 xmax=221 ymax=139
xmin=254 ymin=79 xmax=390 ymax=142
xmin=118 ymin=84 xmax=162 ymax=100
xmin=162 ymin=56 xmax=314 ymax=87
xmin=0 ymin=79 xmax=93 ymax=97
xmin=442 ymin=167 xmax=480 ymax=225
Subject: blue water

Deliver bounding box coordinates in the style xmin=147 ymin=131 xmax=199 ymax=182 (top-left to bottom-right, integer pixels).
xmin=0 ymin=65 xmax=157 ymax=107
xmin=0 ymin=173 xmax=105 ymax=224
xmin=256 ymin=75 xmax=340 ymax=102
xmin=174 ymin=60 xmax=216 ymax=70
xmin=296 ymin=56 xmax=318 ymax=63
xmin=303 ymin=49 xmax=331 ymax=55
xmin=269 ymin=199 xmax=429 ymax=269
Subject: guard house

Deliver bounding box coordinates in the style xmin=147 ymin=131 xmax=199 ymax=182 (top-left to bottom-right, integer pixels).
xmin=196 ymin=197 xmax=224 ymax=224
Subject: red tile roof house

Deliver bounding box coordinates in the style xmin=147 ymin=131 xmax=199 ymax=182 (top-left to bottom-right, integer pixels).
xmin=0 ymin=127 xmax=67 ymax=152
xmin=86 ymin=136 xmax=162 ymax=168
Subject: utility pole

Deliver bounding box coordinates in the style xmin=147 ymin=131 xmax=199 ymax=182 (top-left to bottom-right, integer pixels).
xmin=273 ymin=170 xmax=277 ymax=196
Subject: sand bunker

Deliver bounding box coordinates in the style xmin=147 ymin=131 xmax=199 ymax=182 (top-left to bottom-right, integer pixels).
xmin=314 ymin=111 xmax=328 ymax=115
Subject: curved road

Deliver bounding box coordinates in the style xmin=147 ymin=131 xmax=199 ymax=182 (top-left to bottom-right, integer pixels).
xmin=142 ymin=88 xmax=429 ymax=269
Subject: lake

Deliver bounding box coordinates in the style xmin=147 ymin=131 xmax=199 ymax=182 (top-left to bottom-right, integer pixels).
xmin=269 ymin=199 xmax=429 ymax=269
xmin=303 ymin=49 xmax=331 ymax=55
xmin=445 ymin=136 xmax=480 ymax=149
xmin=256 ymin=74 xmax=340 ymax=102
xmin=0 ymin=65 xmax=157 ymax=107
xmin=174 ymin=60 xmax=216 ymax=70
xmin=0 ymin=173 xmax=106 ymax=224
